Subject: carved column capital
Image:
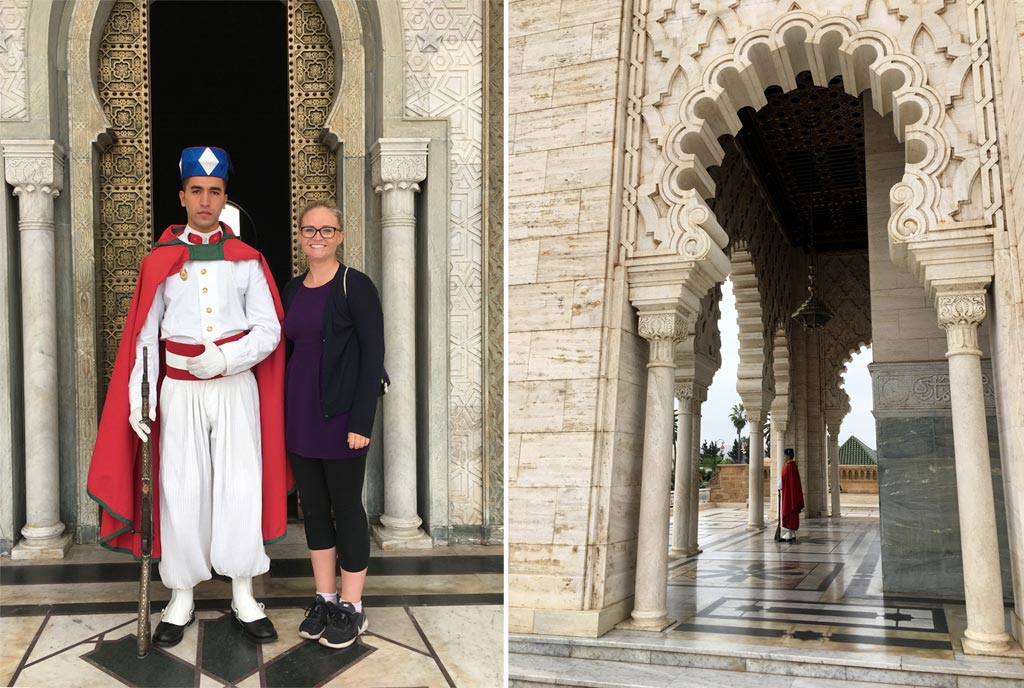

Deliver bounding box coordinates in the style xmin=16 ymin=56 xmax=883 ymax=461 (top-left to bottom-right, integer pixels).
xmin=371 ymin=138 xmax=429 ymax=192
xmin=2 ymin=140 xmax=65 ymax=231
xmin=936 ymin=285 xmax=987 ymax=356
xmin=638 ymin=309 xmax=690 ymax=366
xmin=675 ymin=380 xmax=694 ymax=413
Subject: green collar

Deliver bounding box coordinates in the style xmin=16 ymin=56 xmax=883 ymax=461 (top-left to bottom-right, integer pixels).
xmin=155 ymin=227 xmax=237 ymax=261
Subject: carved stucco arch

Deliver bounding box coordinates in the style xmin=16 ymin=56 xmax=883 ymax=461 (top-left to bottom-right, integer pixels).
xmin=64 ymin=0 xmax=397 ymax=536
xmin=629 ymin=7 xmax=996 ymax=299
xmin=730 ymin=243 xmax=773 ymax=424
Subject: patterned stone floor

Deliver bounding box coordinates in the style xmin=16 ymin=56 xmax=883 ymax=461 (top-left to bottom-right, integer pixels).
xmin=0 ymin=525 xmax=503 ymax=687
xmin=511 ymin=502 xmax=1024 ymax=686
xmin=664 ymin=505 xmax=959 ymax=658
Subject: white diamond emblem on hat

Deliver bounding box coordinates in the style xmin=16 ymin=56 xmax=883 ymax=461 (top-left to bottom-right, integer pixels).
xmin=198 ymin=147 xmax=220 ymax=175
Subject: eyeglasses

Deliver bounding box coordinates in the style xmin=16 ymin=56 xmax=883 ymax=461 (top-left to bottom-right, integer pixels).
xmin=299 ymin=226 xmax=340 ymax=239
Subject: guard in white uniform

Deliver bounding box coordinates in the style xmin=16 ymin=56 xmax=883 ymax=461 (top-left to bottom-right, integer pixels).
xmin=128 ymin=146 xmax=282 ymax=646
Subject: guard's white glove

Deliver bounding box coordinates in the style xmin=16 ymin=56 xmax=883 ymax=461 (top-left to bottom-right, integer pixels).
xmin=129 ymin=406 xmax=156 ymax=443
xmin=186 ymin=340 xmax=227 ymax=379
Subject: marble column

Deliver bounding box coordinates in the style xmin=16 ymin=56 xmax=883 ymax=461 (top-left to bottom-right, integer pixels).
xmin=629 ymin=309 xmax=687 ymax=630
xmin=3 ymin=140 xmax=72 ymax=559
xmin=670 ymin=382 xmax=694 ymax=556
xmin=370 ymin=139 xmax=432 ymax=549
xmin=770 ymin=417 xmax=788 ymax=521
xmin=825 ymin=414 xmax=842 ymax=518
xmin=937 ymin=286 xmax=1013 ymax=655
xmin=686 ymin=385 xmax=707 ymax=555
xmin=747 ymin=413 xmax=766 ymax=530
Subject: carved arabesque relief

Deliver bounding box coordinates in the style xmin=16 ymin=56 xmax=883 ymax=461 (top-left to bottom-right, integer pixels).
xmin=0 ymin=0 xmax=29 ymax=121
xmin=96 ymin=0 xmax=154 ymax=385
xmin=816 ymin=251 xmax=871 ymax=411
xmin=625 ymin=3 xmax=1002 ymax=299
xmin=400 ymin=0 xmax=485 ymax=527
xmin=288 ymin=0 xmax=337 ymax=276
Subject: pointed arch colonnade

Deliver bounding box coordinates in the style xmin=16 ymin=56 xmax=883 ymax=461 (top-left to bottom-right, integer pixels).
xmin=620 ymin=5 xmax=1019 ymax=656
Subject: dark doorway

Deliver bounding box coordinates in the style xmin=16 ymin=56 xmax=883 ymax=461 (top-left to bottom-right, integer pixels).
xmin=150 ymin=0 xmax=291 ymax=290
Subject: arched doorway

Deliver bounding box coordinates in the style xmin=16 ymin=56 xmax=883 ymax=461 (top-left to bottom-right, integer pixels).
xmin=148 ymin=1 xmax=291 ymax=287
xmin=94 ymin=0 xmax=342 ymax=384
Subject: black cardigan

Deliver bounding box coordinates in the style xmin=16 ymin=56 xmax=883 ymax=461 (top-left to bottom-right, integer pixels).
xmin=282 ymin=263 xmax=385 ymax=438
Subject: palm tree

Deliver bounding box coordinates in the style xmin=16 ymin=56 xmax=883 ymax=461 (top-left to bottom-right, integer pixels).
xmin=729 ymin=403 xmax=746 ymax=463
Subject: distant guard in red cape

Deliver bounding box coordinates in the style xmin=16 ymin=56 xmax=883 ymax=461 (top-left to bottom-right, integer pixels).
xmin=87 ymin=146 xmax=291 ymax=647
xmin=779 ymin=447 xmax=804 ymax=543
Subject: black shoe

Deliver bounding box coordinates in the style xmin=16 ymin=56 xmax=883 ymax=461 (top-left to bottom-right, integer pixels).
xmin=299 ymin=595 xmax=332 ymax=640
xmin=152 ymin=608 xmax=195 ymax=648
xmin=233 ymin=606 xmax=278 ymax=644
xmin=318 ymin=601 xmax=368 ymax=649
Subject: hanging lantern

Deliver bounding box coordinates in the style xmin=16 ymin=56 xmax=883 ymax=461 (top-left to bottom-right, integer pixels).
xmin=792 ymin=264 xmax=833 ymax=329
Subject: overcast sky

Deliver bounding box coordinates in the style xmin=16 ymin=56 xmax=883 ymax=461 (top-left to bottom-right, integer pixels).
xmin=699 ymin=279 xmax=876 ymax=451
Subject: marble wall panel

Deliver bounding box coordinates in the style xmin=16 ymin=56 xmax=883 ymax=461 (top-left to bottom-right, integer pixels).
xmin=552 ymin=486 xmax=590 ymax=545
xmin=507 ymin=487 xmax=558 ymax=544
xmin=535 ymin=232 xmax=609 ymax=284
xmin=509 ymin=380 xmax=567 ymax=433
xmin=570 ymin=279 xmax=605 ymax=329
xmin=508 ymin=150 xmax=547 ymax=196
xmin=510 ymin=69 xmax=555 ymax=113
xmin=508 ymin=281 xmax=575 ymax=332
xmin=514 ymin=105 xmax=589 ymax=153
xmin=562 ymin=378 xmax=599 ymax=431
xmin=509 ymin=239 xmax=541 ymax=285
xmin=508 ymin=0 xmax=562 ymax=37
xmin=873 ymin=361 xmax=1013 ymax=597
xmin=525 ymin=328 xmax=603 ymax=380
xmin=543 ymin=143 xmax=613 ymax=192
xmin=508 ymin=190 xmax=582 ymax=239
xmin=578 ymin=187 xmax=611 ymax=233
xmin=520 ymin=24 xmax=594 ymax=72
xmin=550 ymin=59 xmax=619 ymax=107
xmin=516 ymin=431 xmax=598 ymax=488
xmin=399 ymin=0 xmax=485 ymax=528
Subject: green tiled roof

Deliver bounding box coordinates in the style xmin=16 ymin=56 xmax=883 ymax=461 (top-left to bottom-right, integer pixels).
xmin=839 ymin=436 xmax=877 ymax=465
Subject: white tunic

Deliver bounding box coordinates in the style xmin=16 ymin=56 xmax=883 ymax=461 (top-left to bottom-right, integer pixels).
xmin=128 ymin=225 xmax=282 ymax=589
xmin=129 ymin=225 xmax=280 ymax=408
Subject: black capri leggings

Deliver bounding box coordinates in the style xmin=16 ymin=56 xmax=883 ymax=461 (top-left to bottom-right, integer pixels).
xmin=289 ymin=453 xmax=370 ymax=572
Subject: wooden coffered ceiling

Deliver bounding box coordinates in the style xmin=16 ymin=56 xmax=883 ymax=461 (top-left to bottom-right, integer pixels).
xmin=728 ymin=71 xmax=869 ymax=253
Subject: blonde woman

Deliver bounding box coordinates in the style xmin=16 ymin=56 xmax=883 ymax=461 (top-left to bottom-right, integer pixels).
xmin=281 ymin=199 xmax=384 ymax=649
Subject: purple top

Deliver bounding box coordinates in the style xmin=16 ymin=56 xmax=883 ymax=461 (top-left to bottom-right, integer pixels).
xmin=284 ymin=282 xmax=368 ymax=459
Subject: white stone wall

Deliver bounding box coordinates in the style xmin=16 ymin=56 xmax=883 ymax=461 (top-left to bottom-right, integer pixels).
xmin=400 ymin=0 xmax=485 ymax=527
xmin=863 ymin=107 xmax=951 ymax=363
xmin=509 ymin=1 xmax=645 ymax=635
xmin=988 ymin=0 xmax=1024 ymax=643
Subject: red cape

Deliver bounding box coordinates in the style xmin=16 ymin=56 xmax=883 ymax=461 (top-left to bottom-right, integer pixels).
xmin=781 ymin=459 xmax=804 ymax=531
xmin=87 ymin=224 xmax=293 ymax=559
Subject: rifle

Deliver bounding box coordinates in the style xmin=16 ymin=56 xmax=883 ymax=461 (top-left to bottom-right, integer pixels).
xmin=136 ymin=347 xmax=153 ymax=658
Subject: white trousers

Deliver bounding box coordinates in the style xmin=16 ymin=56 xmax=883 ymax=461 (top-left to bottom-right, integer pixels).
xmin=157 ymin=371 xmax=270 ymax=589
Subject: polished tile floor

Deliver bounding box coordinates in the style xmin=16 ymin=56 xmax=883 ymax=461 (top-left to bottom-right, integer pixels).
xmin=663 ymin=503 xmax=964 ymax=658
xmin=0 ymin=525 xmax=503 ymax=687
xmin=512 ymin=502 xmax=1024 ymax=686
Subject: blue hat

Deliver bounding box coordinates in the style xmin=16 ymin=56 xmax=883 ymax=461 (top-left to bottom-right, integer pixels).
xmin=179 ymin=146 xmax=231 ymax=180
xmin=784 ymin=448 xmax=794 ymax=456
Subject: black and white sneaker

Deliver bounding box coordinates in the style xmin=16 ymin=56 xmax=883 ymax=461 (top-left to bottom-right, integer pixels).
xmin=299 ymin=595 xmax=332 ymax=640
xmin=318 ymin=601 xmax=368 ymax=649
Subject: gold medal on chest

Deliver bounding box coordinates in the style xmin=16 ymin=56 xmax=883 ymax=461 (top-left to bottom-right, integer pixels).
xmin=180 ymin=268 xmax=188 ymax=281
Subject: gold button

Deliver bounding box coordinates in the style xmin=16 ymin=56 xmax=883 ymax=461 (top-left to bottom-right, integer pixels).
xmin=202 ymin=287 xmax=208 ymax=294
xmin=201 ymin=268 xmax=207 ymax=275
xmin=206 ymin=307 xmax=212 ymax=314
xmin=207 ymin=326 xmax=213 ymax=332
